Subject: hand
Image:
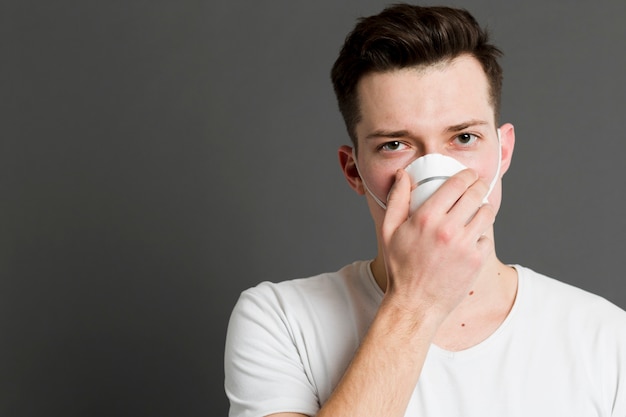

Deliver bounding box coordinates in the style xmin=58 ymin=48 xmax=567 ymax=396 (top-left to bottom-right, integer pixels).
xmin=380 ymin=168 xmax=496 ymax=323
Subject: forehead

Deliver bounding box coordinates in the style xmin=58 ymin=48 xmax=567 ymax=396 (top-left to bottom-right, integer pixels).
xmin=355 ymin=55 xmax=495 ymax=134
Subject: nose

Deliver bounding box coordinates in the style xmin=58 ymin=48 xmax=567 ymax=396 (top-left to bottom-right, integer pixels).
xmin=401 ymin=142 xmax=440 ymax=169
xmin=421 ymin=137 xmax=447 ymax=156
xmin=410 ymin=142 xmax=440 ymax=162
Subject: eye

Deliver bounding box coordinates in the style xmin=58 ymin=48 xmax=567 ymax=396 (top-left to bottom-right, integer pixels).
xmin=380 ymin=141 xmax=406 ymax=151
xmin=455 ymin=133 xmax=478 ymax=146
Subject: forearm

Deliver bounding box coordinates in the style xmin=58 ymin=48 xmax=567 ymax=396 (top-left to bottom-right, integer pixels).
xmin=316 ymin=299 xmax=441 ymax=417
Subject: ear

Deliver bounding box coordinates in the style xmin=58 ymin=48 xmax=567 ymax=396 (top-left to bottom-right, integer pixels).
xmin=338 ymin=145 xmax=365 ymax=195
xmin=497 ymin=123 xmax=515 ymax=176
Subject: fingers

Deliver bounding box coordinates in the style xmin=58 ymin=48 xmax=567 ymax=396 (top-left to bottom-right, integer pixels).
xmin=416 ymin=169 xmax=481 ymax=220
xmin=413 ymin=168 xmax=496 ymax=241
xmin=469 ymin=203 xmax=497 ymax=247
xmin=383 ymin=167 xmax=496 ymax=251
xmin=381 ymin=169 xmax=411 ymax=242
xmin=446 ymin=171 xmax=490 ymax=224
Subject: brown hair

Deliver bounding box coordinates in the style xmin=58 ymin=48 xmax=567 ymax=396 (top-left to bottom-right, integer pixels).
xmin=331 ymin=4 xmax=503 ymax=146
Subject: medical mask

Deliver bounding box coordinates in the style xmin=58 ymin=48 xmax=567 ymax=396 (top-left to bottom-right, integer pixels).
xmin=354 ymin=129 xmax=501 ymax=213
xmin=405 ymin=153 xmax=468 ymax=213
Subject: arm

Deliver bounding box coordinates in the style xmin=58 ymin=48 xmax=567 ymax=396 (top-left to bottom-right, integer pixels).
xmin=316 ymin=169 xmax=495 ymax=417
xmin=229 ymin=169 xmax=494 ymax=417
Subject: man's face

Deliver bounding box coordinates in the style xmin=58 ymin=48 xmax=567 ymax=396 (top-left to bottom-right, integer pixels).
xmin=352 ymin=54 xmax=508 ymax=219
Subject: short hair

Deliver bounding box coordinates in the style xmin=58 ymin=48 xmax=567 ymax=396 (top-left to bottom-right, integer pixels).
xmin=330 ymin=4 xmax=503 ymax=146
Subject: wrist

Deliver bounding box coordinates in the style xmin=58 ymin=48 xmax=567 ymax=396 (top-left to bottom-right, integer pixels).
xmin=375 ymin=296 xmax=444 ymax=344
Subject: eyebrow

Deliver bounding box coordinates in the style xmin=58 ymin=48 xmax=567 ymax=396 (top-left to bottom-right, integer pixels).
xmin=445 ymin=119 xmax=489 ymax=133
xmin=365 ymin=119 xmax=490 ymax=140
xmin=365 ymin=129 xmax=411 ymax=140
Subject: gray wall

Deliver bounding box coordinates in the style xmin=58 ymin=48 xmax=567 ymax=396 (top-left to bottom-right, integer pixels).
xmin=4 ymin=1 xmax=625 ymax=416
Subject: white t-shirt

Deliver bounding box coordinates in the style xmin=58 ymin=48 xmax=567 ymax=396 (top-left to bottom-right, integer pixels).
xmin=224 ymin=262 xmax=626 ymax=417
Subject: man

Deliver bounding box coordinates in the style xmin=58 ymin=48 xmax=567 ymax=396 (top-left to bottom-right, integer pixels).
xmin=224 ymin=4 xmax=626 ymax=417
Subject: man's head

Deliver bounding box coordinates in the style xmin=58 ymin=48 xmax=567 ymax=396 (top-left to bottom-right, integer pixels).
xmin=331 ymin=4 xmax=503 ymax=148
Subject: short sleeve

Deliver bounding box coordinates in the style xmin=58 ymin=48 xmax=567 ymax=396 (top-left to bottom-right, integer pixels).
xmin=224 ymin=283 xmax=319 ymax=417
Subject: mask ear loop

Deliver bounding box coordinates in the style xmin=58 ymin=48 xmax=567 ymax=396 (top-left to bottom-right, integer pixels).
xmin=483 ymin=128 xmax=502 ymax=204
xmin=352 ymin=149 xmax=388 ymax=210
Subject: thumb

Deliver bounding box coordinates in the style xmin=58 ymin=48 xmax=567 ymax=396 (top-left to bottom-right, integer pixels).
xmin=381 ymin=169 xmax=411 ymax=241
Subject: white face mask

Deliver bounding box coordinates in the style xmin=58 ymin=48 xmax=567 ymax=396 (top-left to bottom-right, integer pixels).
xmin=354 ymin=129 xmax=501 ymax=213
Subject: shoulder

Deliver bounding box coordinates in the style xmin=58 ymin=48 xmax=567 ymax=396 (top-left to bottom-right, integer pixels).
xmin=510 ymin=266 xmax=626 ymax=417
xmin=229 ymin=260 xmax=378 ymax=331
xmin=236 ymin=260 xmax=370 ymax=307
xmin=225 ymin=260 xmax=379 ymax=408
xmin=225 ymin=263 xmax=372 ymax=417
xmin=516 ymin=265 xmax=626 ymax=330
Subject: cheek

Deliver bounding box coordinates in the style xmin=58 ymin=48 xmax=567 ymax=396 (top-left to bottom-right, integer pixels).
xmin=462 ymin=147 xmax=501 ymax=187
xmin=359 ymin=160 xmax=404 ymax=202
xmin=366 ymin=170 xmax=396 ymax=200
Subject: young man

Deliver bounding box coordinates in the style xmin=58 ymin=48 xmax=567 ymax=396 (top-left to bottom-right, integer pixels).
xmin=225 ymin=4 xmax=626 ymax=417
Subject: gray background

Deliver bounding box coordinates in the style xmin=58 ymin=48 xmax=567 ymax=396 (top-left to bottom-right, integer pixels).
xmin=3 ymin=0 xmax=625 ymax=416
